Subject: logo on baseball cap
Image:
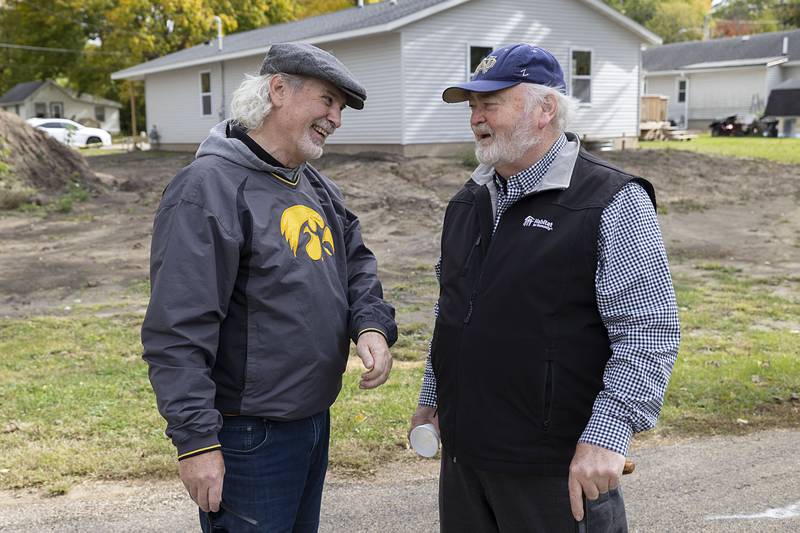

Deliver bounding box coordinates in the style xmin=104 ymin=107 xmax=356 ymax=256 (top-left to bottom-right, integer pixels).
xmin=442 ymin=44 xmax=566 ymax=103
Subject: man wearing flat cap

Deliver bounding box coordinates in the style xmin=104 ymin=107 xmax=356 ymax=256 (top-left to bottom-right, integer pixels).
xmin=142 ymin=42 xmax=397 ymax=532
xmin=410 ymin=43 xmax=680 ymax=531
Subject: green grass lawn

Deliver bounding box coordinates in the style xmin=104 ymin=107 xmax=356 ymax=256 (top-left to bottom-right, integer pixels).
xmin=1 ymin=269 xmax=799 ymax=492
xmin=640 ymin=134 xmax=800 ymax=165
xmin=81 ymin=147 xmax=127 ymax=157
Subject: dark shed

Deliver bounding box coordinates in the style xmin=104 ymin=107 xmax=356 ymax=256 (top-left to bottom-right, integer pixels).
xmin=764 ymin=79 xmax=800 ymax=117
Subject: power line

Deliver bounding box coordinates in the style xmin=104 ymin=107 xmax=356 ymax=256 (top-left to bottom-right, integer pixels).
xmin=0 ymin=42 xmax=127 ymax=55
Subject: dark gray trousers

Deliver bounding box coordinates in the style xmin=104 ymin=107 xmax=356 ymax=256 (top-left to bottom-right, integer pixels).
xmin=439 ymin=451 xmax=628 ymax=533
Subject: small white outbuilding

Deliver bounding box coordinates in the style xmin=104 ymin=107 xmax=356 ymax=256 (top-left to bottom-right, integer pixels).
xmin=112 ymin=0 xmax=660 ymax=154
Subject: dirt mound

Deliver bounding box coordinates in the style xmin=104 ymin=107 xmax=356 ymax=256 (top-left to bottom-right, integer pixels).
xmin=0 ymin=110 xmax=99 ymax=198
xmin=601 ymin=149 xmax=800 ymax=212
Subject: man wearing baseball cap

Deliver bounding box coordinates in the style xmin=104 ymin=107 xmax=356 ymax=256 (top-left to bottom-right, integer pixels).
xmin=410 ymin=44 xmax=679 ymax=531
xmin=142 ymin=42 xmax=397 ymax=532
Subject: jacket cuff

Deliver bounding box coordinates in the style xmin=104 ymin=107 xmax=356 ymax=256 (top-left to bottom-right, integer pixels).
xmin=357 ymin=327 xmax=387 ymax=341
xmin=176 ymin=434 xmax=221 ymax=461
xmin=578 ymin=412 xmax=633 ymax=457
xmin=351 ymin=320 xmax=396 ymax=346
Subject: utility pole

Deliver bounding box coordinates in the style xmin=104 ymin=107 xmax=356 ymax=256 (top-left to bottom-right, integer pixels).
xmin=129 ymin=81 xmax=138 ymax=150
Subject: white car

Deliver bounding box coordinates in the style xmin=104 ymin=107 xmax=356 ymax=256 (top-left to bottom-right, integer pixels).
xmin=27 ymin=118 xmax=112 ymax=147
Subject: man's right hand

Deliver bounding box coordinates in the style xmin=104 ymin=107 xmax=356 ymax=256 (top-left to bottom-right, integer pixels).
xmin=409 ymin=405 xmax=439 ymax=439
xmin=178 ymin=450 xmax=225 ymax=513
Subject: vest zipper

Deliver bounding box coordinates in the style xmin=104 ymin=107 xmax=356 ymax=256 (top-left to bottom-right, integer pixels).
xmin=463 ymin=297 xmax=474 ymax=324
xmin=543 ymin=360 xmax=553 ymax=431
xmin=460 ymin=234 xmax=482 ymax=276
xmin=464 ymin=216 xmax=500 ymax=324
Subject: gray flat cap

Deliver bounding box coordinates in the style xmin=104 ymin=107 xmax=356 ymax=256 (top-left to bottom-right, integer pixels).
xmin=259 ymin=42 xmax=366 ymax=110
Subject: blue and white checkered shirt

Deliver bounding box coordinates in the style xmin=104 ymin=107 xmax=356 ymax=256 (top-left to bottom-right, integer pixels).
xmin=418 ymin=135 xmax=680 ymax=457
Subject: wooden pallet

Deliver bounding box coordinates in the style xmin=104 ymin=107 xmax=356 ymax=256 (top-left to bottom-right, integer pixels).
xmin=639 ymin=121 xmax=670 ymax=141
xmin=665 ymin=130 xmax=698 ymax=141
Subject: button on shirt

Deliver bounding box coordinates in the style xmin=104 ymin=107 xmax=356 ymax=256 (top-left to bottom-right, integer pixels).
xmin=419 ymin=135 xmax=680 ymax=457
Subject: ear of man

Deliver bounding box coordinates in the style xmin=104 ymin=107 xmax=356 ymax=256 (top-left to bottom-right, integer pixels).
xmin=268 ymin=74 xmax=289 ymax=108
xmin=537 ymin=93 xmax=558 ymax=130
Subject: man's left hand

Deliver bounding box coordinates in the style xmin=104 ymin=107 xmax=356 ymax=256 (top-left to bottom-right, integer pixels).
xmin=568 ymin=442 xmax=626 ymax=521
xmin=356 ymin=331 xmax=392 ymax=388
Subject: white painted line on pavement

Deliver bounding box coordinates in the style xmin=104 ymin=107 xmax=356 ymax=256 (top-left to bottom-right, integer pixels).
xmin=706 ymin=501 xmax=800 ymax=521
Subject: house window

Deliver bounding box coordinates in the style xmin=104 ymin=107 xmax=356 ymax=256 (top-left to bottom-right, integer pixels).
xmin=95 ymin=106 xmax=105 ymax=122
xmin=35 ymin=102 xmax=47 ymax=117
xmin=200 ymin=71 xmax=212 ymax=116
xmin=571 ymin=50 xmax=592 ymax=104
xmin=469 ymin=45 xmax=493 ymax=79
xmin=678 ymin=79 xmax=687 ymax=103
xmin=50 ymin=102 xmax=63 ymax=118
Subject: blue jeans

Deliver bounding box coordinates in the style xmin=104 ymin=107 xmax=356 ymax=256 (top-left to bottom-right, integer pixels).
xmin=200 ymin=410 xmax=330 ymax=533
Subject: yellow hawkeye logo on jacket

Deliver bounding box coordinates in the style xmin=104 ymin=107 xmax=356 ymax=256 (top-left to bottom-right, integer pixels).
xmin=280 ymin=205 xmax=335 ymax=261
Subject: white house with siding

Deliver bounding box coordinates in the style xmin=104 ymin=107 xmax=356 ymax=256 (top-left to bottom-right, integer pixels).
xmin=112 ymin=0 xmax=660 ymax=154
xmin=0 ymin=80 xmax=123 ymax=134
xmin=643 ymin=29 xmax=800 ymax=131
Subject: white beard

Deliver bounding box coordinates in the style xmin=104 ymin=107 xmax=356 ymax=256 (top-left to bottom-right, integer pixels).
xmin=298 ymin=119 xmax=335 ymax=161
xmin=298 ymin=133 xmax=324 ymax=161
xmin=474 ymin=115 xmax=540 ymax=167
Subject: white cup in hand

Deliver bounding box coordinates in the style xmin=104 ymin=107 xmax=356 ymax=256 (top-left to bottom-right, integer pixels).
xmin=410 ymin=423 xmax=440 ymax=458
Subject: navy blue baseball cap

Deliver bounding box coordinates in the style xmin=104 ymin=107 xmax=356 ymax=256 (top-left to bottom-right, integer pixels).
xmin=442 ymin=43 xmax=566 ymax=103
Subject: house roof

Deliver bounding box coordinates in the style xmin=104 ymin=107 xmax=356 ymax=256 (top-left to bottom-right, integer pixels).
xmin=112 ymin=0 xmax=660 ymax=80
xmin=643 ymin=29 xmax=800 ymax=73
xmin=0 ymin=79 xmax=122 ymax=108
xmin=0 ymin=81 xmax=45 ymax=105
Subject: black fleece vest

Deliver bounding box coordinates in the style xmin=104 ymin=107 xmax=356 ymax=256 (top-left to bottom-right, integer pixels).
xmin=431 ymin=149 xmax=655 ymax=475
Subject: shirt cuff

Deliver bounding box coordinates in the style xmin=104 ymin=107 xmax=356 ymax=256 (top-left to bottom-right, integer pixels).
xmin=578 ymin=411 xmax=633 ymax=456
xmin=418 ymin=396 xmax=437 ymax=408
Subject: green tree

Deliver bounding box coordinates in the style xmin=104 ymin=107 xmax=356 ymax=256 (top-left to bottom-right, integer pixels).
xmin=650 ymin=0 xmax=712 ymax=42
xmin=602 ymin=0 xmax=660 ymax=27
xmin=0 ymin=0 xmax=97 ymax=94
xmin=0 ymin=0 xmax=296 ymax=132
xmin=296 ymin=0 xmax=354 ymax=18
xmin=711 ymin=0 xmax=798 ymax=37
xmin=603 ymin=0 xmax=712 ymax=42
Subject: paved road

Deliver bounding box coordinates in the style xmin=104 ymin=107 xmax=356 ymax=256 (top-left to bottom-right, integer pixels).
xmin=1 ymin=429 xmax=798 ymax=532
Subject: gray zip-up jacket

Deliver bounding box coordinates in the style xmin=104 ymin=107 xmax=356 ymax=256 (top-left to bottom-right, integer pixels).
xmin=142 ymin=121 xmax=397 ymax=458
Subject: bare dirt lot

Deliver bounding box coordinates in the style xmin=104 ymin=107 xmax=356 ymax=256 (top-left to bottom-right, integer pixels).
xmin=1 ymin=147 xmax=800 ymax=531
xmin=2 ymin=147 xmax=800 ymax=318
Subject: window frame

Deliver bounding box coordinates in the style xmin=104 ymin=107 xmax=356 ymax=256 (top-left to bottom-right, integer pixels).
xmin=49 ymin=101 xmax=64 ymax=118
xmin=466 ymin=42 xmax=496 ymax=81
xmin=34 ymin=102 xmax=47 ymax=117
xmin=677 ymin=78 xmax=687 ymax=103
xmin=200 ymin=70 xmax=212 ymax=117
xmin=94 ymin=105 xmax=106 ymax=122
xmin=569 ymin=47 xmax=593 ymax=106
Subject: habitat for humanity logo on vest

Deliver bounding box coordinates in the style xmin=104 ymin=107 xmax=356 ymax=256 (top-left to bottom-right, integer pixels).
xmin=523 ymin=216 xmax=554 ymax=231
xmin=280 ymin=205 xmax=335 ymax=261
